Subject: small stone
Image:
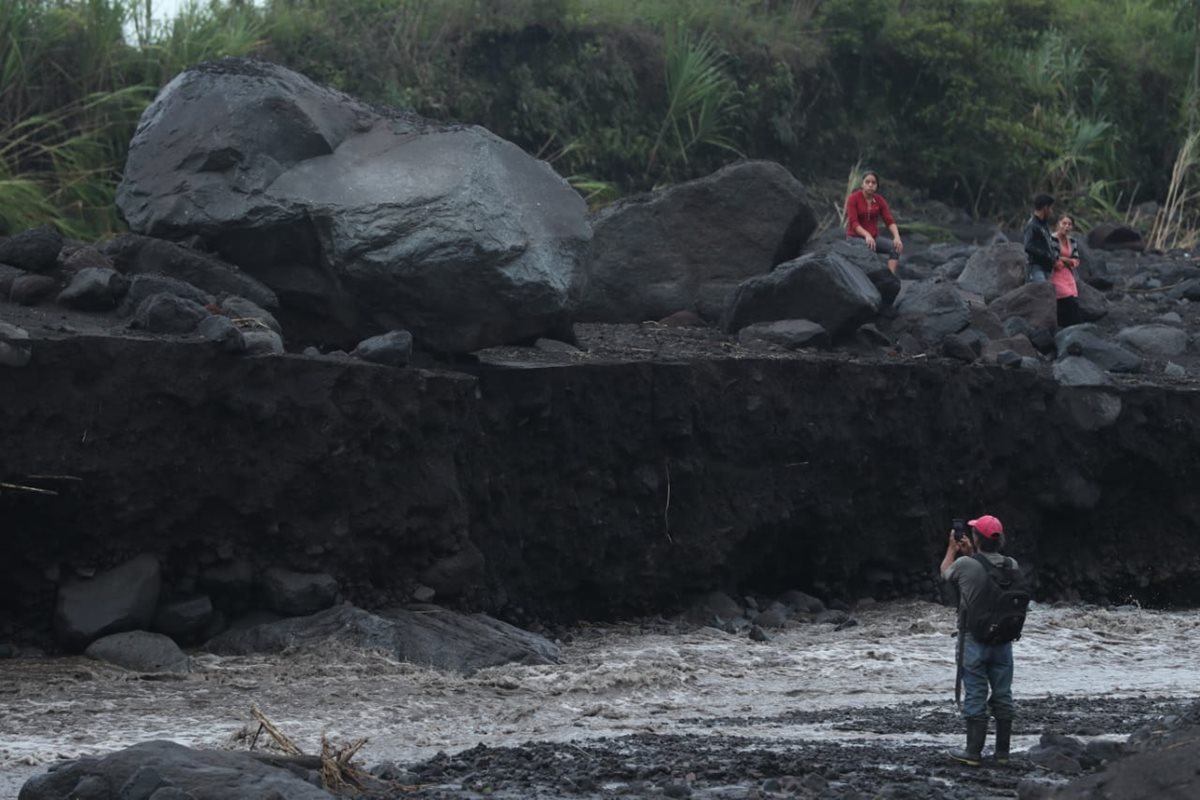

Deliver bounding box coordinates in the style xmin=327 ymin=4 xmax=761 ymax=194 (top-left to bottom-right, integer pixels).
xmin=352 ymin=330 xmax=413 ymax=367
xmin=241 ymin=328 xmax=285 ymax=355
xmin=534 ymin=337 xmax=580 ymax=354
xmin=0 ymin=339 xmax=32 ymax=368
xmin=662 ymin=782 xmax=691 ymax=798
xmin=657 ymin=310 xmax=705 ymax=328
xmin=9 ymin=273 xmax=58 ymax=305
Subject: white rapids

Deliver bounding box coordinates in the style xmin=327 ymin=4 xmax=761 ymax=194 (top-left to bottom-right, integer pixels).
xmin=1 ymin=600 xmax=1197 ymax=796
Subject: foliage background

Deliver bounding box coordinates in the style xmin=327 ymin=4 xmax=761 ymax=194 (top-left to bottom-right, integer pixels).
xmin=1 ymin=0 xmax=1197 ymax=239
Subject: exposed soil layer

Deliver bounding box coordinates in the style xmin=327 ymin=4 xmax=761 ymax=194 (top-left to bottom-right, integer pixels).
xmin=5 ymin=319 xmax=1200 ymax=648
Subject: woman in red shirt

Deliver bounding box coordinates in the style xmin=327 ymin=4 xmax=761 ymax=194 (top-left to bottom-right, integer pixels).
xmin=845 ymin=170 xmax=903 ymax=274
xmin=1051 ymin=214 xmax=1082 ymax=327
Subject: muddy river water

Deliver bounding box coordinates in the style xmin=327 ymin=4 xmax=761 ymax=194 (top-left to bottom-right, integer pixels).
xmin=2 ymin=599 xmax=1197 ymax=797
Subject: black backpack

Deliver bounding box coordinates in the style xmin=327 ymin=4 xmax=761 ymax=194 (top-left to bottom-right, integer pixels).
xmin=964 ymin=554 xmax=1031 ymax=644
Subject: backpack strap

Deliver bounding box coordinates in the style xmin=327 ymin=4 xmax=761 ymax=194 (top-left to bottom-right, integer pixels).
xmin=972 ymin=553 xmax=1011 ymax=572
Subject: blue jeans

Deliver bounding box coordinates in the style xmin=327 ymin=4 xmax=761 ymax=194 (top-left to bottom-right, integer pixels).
xmin=961 ymin=633 xmax=1015 ymax=721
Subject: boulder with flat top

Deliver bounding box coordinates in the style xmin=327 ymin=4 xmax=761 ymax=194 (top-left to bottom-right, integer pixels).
xmin=117 ymin=58 xmax=590 ymax=353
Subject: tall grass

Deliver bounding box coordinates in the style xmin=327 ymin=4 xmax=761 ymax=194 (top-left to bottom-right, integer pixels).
xmin=1 ymin=0 xmax=1197 ymax=238
xmin=1147 ymin=130 xmax=1200 ymax=251
xmin=0 ymin=0 xmax=262 ymax=238
xmin=645 ymin=28 xmax=740 ymax=181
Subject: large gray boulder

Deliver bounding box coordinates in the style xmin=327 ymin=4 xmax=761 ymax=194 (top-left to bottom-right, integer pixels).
xmin=891 ymin=280 xmax=971 ymax=346
xmin=261 ymin=567 xmax=339 ymax=616
xmin=827 ymin=239 xmax=901 ymax=306
xmin=1056 ymin=324 xmax=1143 ymax=372
xmin=579 ymin=161 xmax=816 ymax=322
xmin=204 ymin=603 xmax=559 ymax=674
xmin=84 ymin=631 xmax=190 ymax=674
xmin=989 ymin=282 xmax=1058 ymax=349
xmin=54 ymin=554 xmax=162 ymax=650
xmin=720 ymin=254 xmax=881 ymax=338
xmin=116 ymin=58 xmax=590 ymax=353
xmin=957 ymin=243 xmax=1027 ymax=302
xmin=18 ymin=740 xmax=335 ymax=800
xmin=1116 ymin=324 xmax=1189 ymax=357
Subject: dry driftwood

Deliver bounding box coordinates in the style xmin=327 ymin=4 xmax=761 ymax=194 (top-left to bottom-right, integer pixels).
xmin=247 ymin=704 xmax=420 ymax=795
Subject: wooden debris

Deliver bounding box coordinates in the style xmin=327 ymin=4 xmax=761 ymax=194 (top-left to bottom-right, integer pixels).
xmin=0 ymin=474 xmax=81 ymax=496
xmin=0 ymin=482 xmax=58 ymax=496
xmin=249 ymin=703 xmax=302 ymax=755
xmin=246 ymin=704 xmax=422 ymax=796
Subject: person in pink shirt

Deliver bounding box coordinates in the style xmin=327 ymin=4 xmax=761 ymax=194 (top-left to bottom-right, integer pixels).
xmin=1051 ymin=215 xmax=1081 ymax=327
xmin=845 ymin=169 xmax=903 ymax=274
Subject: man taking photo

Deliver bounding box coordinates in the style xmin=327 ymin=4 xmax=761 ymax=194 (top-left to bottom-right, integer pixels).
xmin=940 ymin=514 xmax=1024 ymax=766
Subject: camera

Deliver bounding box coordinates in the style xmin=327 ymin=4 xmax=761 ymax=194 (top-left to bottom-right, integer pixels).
xmin=952 ymin=518 xmax=969 ymax=541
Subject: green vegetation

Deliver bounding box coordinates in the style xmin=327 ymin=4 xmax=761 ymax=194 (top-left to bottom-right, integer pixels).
xmin=1 ymin=0 xmax=1198 ymax=240
xmin=0 ymin=0 xmax=262 ymax=237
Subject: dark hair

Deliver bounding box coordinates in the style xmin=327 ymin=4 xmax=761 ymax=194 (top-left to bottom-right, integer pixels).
xmin=1033 ymin=193 xmax=1055 ymax=211
xmin=974 ymin=531 xmax=1003 ymax=552
xmin=861 ymin=169 xmax=880 ymax=183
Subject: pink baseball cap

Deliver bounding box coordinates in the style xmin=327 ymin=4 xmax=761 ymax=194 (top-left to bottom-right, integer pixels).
xmin=968 ymin=515 xmax=1004 ymax=539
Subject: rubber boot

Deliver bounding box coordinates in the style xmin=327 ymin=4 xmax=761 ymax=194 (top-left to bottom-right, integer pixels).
xmin=947 ymin=719 xmax=988 ymax=766
xmin=993 ymin=718 xmax=1012 ymax=764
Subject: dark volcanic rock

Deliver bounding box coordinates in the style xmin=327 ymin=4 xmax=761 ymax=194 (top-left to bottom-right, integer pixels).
xmin=17 ymin=740 xmax=333 ymax=799
xmin=261 ymin=567 xmax=338 ymax=615
xmin=1086 ymin=221 xmax=1145 ymax=251
xmin=204 ymin=603 xmax=559 ymax=673
xmin=9 ymin=273 xmax=58 ymax=306
xmin=720 ymin=254 xmax=881 ymax=337
xmin=84 ymin=630 xmax=189 ymax=673
xmin=579 ymin=161 xmax=817 ymax=323
xmin=58 ymin=267 xmax=123 ymax=310
xmin=957 ymin=242 xmax=1027 ymax=301
xmin=828 ymin=238 xmax=902 ymax=306
xmin=54 ymin=554 xmax=162 ymax=650
xmin=891 ymin=280 xmax=971 ymax=346
xmin=737 ymin=319 xmax=831 ymax=350
xmin=115 ymin=58 xmax=589 ymax=353
xmin=103 ymin=233 xmax=278 ymax=311
xmin=0 ymin=224 xmax=63 ymax=273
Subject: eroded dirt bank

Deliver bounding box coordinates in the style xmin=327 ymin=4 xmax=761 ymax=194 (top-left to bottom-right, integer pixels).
xmin=3 ymin=328 xmax=1200 ymax=641
xmin=7 ymin=328 xmax=1200 ymax=642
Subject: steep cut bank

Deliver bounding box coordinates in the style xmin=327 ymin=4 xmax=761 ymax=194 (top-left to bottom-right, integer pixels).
xmin=3 ymin=330 xmax=1200 ymax=643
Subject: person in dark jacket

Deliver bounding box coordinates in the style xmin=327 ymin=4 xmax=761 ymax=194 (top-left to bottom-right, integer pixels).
xmin=940 ymin=515 xmax=1017 ymax=767
xmin=1023 ymin=193 xmax=1057 ymax=283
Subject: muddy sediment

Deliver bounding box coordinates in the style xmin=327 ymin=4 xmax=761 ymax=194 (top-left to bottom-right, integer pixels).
xmin=3 ymin=600 xmax=1198 ymax=798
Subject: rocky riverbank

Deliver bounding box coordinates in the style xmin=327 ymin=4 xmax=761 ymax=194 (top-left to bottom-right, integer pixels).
xmin=5 ymin=600 xmax=1199 ymax=799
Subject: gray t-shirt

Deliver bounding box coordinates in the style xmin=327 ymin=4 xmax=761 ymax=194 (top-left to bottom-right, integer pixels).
xmin=944 ymin=552 xmax=1019 ymax=622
